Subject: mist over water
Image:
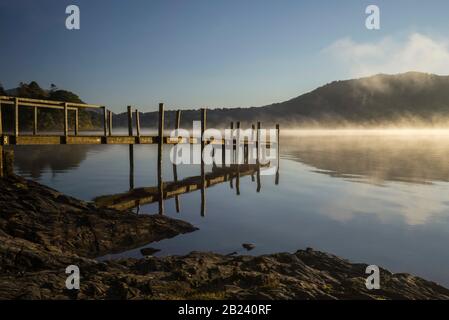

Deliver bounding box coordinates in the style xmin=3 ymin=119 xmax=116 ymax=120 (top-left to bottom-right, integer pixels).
xmin=13 ymin=129 xmax=449 ymax=287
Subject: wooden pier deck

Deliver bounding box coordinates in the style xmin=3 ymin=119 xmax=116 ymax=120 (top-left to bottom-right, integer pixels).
xmin=0 ymin=96 xmax=280 ymax=215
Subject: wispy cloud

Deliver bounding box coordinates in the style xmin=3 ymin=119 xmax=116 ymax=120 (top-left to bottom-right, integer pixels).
xmin=324 ymin=33 xmax=449 ymax=77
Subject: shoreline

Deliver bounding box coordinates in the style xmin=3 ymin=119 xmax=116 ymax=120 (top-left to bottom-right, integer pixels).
xmin=1 ymin=175 xmax=448 ymax=299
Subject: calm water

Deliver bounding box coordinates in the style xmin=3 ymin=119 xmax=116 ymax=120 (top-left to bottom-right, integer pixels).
xmin=14 ymin=131 xmax=449 ymax=287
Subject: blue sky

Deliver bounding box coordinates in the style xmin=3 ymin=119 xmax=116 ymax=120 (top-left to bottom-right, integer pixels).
xmin=1 ymin=0 xmax=449 ymax=111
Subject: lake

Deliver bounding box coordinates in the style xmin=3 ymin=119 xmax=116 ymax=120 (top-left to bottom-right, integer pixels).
xmin=13 ymin=130 xmax=449 ymax=287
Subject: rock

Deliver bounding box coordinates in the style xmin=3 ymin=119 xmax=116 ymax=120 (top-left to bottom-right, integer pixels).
xmin=226 ymin=251 xmax=238 ymax=256
xmin=1 ymin=175 xmax=449 ymax=300
xmin=140 ymin=247 xmax=161 ymax=256
xmin=242 ymin=243 xmax=255 ymax=251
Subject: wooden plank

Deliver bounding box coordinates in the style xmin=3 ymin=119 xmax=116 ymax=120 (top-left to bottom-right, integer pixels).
xmin=158 ymin=103 xmax=164 ymax=215
xmin=66 ymin=136 xmax=102 ymax=144
xmin=15 ymin=136 xmax=62 ymax=145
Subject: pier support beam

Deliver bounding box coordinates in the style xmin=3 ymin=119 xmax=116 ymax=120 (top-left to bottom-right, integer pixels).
xmin=102 ymin=106 xmax=107 ymax=137
xmin=33 ymin=107 xmax=38 ymax=135
xmin=135 ymin=109 xmax=141 ymax=141
xmin=200 ymin=108 xmax=207 ymax=217
xmin=173 ymin=110 xmax=181 ymax=213
xmin=14 ymin=98 xmax=19 ymax=137
xmin=276 ymin=124 xmax=280 ymax=185
xmin=74 ymin=109 xmax=79 ymax=136
xmin=108 ymin=110 xmax=112 ymax=136
xmin=158 ymin=103 xmax=165 ymax=215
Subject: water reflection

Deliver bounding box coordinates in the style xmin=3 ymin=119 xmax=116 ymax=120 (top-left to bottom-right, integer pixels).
xmin=281 ymin=134 xmax=449 ymax=185
xmin=14 ymin=145 xmax=91 ymax=179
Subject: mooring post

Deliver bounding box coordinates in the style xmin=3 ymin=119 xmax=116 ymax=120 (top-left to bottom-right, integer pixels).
xmin=102 ymin=106 xmax=107 ymax=137
xmin=33 ymin=107 xmax=38 ymax=135
xmin=128 ymin=106 xmax=134 ymax=190
xmin=276 ymin=124 xmax=280 ymax=185
xmin=158 ymin=103 xmax=165 ymax=215
xmin=236 ymin=121 xmax=241 ymax=195
xmin=127 ymin=106 xmax=133 ymax=136
xmin=173 ymin=110 xmax=181 ymax=213
xmin=200 ymin=108 xmax=207 ymax=217
xmin=63 ymin=102 xmax=68 ymax=139
xmin=135 ymin=109 xmax=141 ymax=141
xmin=256 ymin=122 xmax=261 ymax=164
xmin=14 ymin=98 xmax=19 ymax=137
xmin=256 ymin=122 xmax=261 ymax=192
xmin=108 ymin=110 xmax=112 ymax=136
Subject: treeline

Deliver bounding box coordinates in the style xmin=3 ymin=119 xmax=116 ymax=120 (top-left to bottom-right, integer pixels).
xmin=0 ymin=81 xmax=102 ymax=132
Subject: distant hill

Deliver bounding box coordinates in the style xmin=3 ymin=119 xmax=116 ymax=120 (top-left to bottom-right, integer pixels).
xmin=111 ymin=72 xmax=449 ymax=129
xmin=4 ymin=72 xmax=449 ymax=131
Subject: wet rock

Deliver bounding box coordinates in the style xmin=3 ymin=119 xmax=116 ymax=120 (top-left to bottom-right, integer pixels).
xmin=1 ymin=176 xmax=449 ymax=300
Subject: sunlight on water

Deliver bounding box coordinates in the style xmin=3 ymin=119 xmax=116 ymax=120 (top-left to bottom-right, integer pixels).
xmin=12 ymin=129 xmax=449 ymax=287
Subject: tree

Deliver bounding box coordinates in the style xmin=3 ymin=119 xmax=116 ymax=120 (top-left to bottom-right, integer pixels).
xmin=0 ymin=82 xmax=5 ymax=95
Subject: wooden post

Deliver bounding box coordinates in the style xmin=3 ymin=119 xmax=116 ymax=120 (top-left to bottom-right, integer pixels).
xmin=33 ymin=107 xmax=38 ymax=135
xmin=236 ymin=121 xmax=240 ymax=195
xmin=127 ymin=106 xmax=133 ymax=136
xmin=200 ymin=108 xmax=206 ymax=217
xmin=74 ymin=109 xmax=79 ymax=136
xmin=14 ymin=98 xmax=19 ymax=137
xmin=230 ymin=121 xmax=235 ymax=164
xmin=275 ymin=124 xmax=280 ymax=185
xmin=157 ymin=103 xmax=165 ymax=215
xmin=128 ymin=106 xmax=134 ymax=190
xmin=102 ymin=107 xmax=107 ymax=137
xmin=256 ymin=122 xmax=261 ymax=164
xmin=135 ymin=109 xmax=141 ymax=140
xmin=63 ymin=102 xmax=68 ymax=138
xmin=173 ymin=110 xmax=181 ymax=213
xmin=108 ymin=110 xmax=112 ymax=136
xmin=256 ymin=122 xmax=261 ymax=192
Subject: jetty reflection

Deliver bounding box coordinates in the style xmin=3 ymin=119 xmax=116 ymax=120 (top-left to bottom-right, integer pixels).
xmin=94 ymin=162 xmax=273 ymax=213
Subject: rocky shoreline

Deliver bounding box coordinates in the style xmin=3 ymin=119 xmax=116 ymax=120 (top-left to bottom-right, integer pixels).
xmin=1 ymin=175 xmax=449 ymax=299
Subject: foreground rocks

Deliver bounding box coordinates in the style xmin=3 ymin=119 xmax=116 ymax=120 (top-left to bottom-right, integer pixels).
xmin=1 ymin=175 xmax=449 ymax=299
xmin=0 ymin=175 xmax=196 ymax=258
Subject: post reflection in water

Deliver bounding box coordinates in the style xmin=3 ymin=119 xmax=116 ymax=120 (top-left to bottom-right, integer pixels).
xmin=97 ymin=131 xmax=280 ymax=217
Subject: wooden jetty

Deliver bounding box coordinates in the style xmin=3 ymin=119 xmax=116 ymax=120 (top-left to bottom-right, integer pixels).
xmin=0 ymin=96 xmax=280 ymax=215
